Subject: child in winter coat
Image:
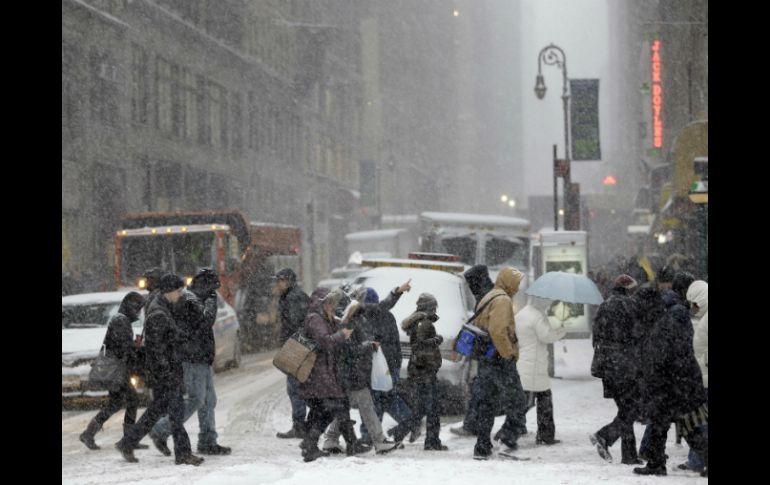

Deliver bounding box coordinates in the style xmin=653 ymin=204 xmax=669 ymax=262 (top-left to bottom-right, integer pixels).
xmin=401 ymin=293 xmax=447 ymax=451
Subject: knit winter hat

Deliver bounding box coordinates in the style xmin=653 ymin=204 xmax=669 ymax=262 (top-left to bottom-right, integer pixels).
xmin=159 ymin=273 xmax=184 ymax=294
xmin=613 ymin=274 xmax=638 ymax=290
xmin=416 ymin=292 xmax=438 ymax=313
xmin=363 ymin=287 xmax=380 ymax=305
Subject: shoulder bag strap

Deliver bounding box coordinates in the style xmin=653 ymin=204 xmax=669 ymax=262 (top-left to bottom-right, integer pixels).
xmin=466 ymin=294 xmax=505 ymax=325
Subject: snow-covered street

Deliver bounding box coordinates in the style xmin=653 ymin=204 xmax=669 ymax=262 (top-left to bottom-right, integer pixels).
xmin=62 ymin=341 xmax=707 ymax=484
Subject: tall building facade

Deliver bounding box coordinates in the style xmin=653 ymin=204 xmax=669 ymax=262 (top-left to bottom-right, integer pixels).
xmin=62 ymin=0 xmax=526 ymax=289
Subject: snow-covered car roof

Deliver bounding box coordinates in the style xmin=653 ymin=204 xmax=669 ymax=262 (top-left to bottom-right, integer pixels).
xmin=62 ymin=290 xmax=146 ymax=306
xmin=350 ymin=266 xmax=474 ymax=342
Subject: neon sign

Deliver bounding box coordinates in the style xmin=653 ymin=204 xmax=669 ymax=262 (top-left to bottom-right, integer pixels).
xmin=651 ymin=40 xmax=663 ymax=148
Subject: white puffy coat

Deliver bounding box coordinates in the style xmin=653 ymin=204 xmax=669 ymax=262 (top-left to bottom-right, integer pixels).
xmin=687 ymin=280 xmax=708 ymax=388
xmin=516 ymin=299 xmax=568 ymax=392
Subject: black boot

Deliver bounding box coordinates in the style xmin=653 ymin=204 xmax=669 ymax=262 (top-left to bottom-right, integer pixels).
xmin=300 ymin=428 xmax=323 ymax=457
xmin=197 ymin=443 xmax=232 ymax=455
xmin=149 ymin=431 xmax=172 ymax=456
xmin=300 ymin=428 xmax=328 ymax=462
xmin=277 ymin=423 xmax=306 ymax=439
xmin=175 ymin=453 xmax=204 ymax=466
xmin=115 ymin=439 xmax=138 ymax=463
xmin=633 ymin=465 xmax=667 ymax=476
xmin=123 ymin=424 xmax=148 ymax=449
xmin=79 ymin=418 xmax=102 ymax=450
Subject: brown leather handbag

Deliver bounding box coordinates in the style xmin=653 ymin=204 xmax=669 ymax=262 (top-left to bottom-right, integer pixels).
xmin=272 ymin=332 xmax=317 ymax=383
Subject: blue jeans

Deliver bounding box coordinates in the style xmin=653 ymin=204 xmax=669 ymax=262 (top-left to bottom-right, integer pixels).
xmin=287 ymin=375 xmax=307 ymax=428
xmin=152 ymin=362 xmax=218 ymax=447
xmin=361 ymin=375 xmax=414 ymax=442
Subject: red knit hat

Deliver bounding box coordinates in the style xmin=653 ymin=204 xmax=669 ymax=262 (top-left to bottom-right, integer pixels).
xmin=613 ymin=274 xmax=638 ymax=289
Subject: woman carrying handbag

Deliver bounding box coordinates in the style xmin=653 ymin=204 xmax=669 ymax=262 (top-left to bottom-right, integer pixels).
xmin=79 ymin=292 xmax=147 ymax=450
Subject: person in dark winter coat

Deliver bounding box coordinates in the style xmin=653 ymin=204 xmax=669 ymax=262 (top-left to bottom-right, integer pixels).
xmin=402 ymin=293 xmax=447 ymax=451
xmin=638 ymin=271 xmax=696 ymax=461
xmin=274 ymin=267 xmax=312 ymax=439
xmin=450 ymin=265 xmax=496 ymax=438
xmin=79 ymin=292 xmax=146 ymax=450
xmin=115 ymin=274 xmax=204 ymax=466
xmin=150 ymin=268 xmax=231 ymax=456
xmin=298 ymin=288 xmax=359 ymax=462
xmin=322 ymin=296 xmax=400 ymax=455
xmin=631 ymin=284 xmax=708 ymax=476
xmin=589 ymin=274 xmax=643 ymax=465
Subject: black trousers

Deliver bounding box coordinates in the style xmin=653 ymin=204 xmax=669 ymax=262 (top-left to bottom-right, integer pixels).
xmin=123 ymin=380 xmax=191 ymax=456
xmin=646 ymin=419 xmax=708 ymax=469
xmin=92 ymin=382 xmax=139 ymax=428
xmin=596 ymin=389 xmax=638 ymax=462
xmin=474 ymin=357 xmax=527 ymax=454
xmin=524 ymin=390 xmax=554 ymax=442
xmin=303 ymin=398 xmax=356 ymax=451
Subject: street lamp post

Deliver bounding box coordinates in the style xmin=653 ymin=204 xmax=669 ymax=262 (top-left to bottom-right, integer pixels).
xmin=535 ymin=43 xmax=571 ymax=231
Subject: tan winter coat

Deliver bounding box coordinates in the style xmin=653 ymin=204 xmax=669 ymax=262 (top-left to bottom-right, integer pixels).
xmin=474 ymin=267 xmax=524 ymax=360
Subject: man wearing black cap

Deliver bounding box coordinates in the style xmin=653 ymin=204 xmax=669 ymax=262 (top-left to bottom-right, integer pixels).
xmin=115 ymin=273 xmax=204 ymax=466
xmin=274 ymin=267 xmax=311 ymax=439
xmin=150 ymin=268 xmax=231 ymax=456
xmin=142 ymin=267 xmax=164 ymax=315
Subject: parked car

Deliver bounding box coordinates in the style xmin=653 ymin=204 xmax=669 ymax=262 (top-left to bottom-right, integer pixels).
xmin=349 ymin=260 xmax=476 ymax=413
xmin=62 ymin=290 xmax=241 ymax=406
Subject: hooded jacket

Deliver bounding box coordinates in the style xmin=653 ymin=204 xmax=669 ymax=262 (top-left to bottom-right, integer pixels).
xmin=686 ymin=280 xmax=708 ymax=388
xmin=474 ymin=267 xmax=523 ymax=360
xmin=143 ymin=293 xmax=188 ymax=387
xmin=401 ymin=305 xmax=443 ymax=383
xmin=278 ymin=283 xmax=311 ymax=344
xmin=104 ymin=296 xmax=143 ymax=376
xmin=298 ymin=296 xmax=348 ymax=400
xmin=516 ymin=297 xmax=567 ymax=391
xmin=464 ymin=265 xmax=495 ymax=307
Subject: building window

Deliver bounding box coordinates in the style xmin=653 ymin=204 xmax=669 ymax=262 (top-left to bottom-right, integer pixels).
xmin=155 ymin=57 xmax=173 ymax=134
xmin=232 ymin=91 xmax=242 ymax=157
xmin=130 ymin=44 xmax=149 ymax=125
xmin=62 ymin=40 xmax=82 ymax=133
xmin=182 ymin=68 xmax=197 ymax=141
xmin=171 ymin=64 xmax=183 ymax=138
xmin=197 ymin=75 xmax=210 ymax=145
xmin=89 ymin=49 xmax=120 ymax=127
xmin=248 ymin=91 xmax=257 ymax=150
xmin=209 ymin=82 xmax=225 ymax=150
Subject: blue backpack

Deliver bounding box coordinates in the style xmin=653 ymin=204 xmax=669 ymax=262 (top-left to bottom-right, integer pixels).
xmin=453 ymin=295 xmax=503 ymax=359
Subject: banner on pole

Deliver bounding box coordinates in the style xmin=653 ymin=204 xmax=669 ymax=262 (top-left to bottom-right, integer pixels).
xmin=570 ymin=79 xmax=601 ymax=161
